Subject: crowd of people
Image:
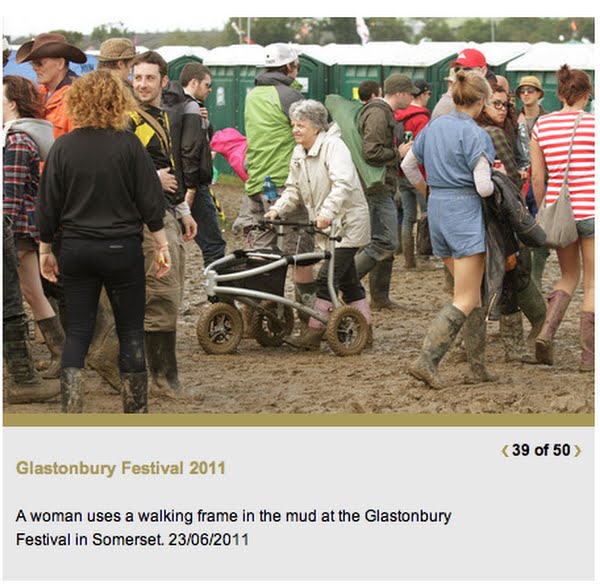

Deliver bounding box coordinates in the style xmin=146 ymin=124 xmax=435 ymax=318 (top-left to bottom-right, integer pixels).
xmin=2 ymin=35 xmax=595 ymax=412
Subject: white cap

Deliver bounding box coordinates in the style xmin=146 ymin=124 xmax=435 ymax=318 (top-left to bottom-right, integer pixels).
xmin=264 ymin=43 xmax=298 ymax=67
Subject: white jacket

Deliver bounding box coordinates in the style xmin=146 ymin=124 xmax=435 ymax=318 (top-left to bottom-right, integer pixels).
xmin=272 ymin=123 xmax=370 ymax=249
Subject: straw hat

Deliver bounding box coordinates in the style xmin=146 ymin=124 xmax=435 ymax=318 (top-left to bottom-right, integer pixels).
xmin=515 ymin=75 xmax=544 ymax=98
xmin=97 ymin=38 xmax=136 ymax=62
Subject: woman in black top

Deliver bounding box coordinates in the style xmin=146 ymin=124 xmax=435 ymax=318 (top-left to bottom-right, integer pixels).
xmin=37 ymin=70 xmax=170 ymax=414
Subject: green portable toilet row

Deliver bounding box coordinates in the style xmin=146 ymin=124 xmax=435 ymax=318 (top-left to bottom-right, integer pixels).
xmin=203 ymin=44 xmax=266 ymax=175
xmin=157 ymin=45 xmax=209 ymax=81
xmin=193 ymin=41 xmax=595 ymax=176
xmin=295 ymin=44 xmax=332 ymax=102
xmin=204 ymin=44 xmax=266 ymax=134
xmin=506 ymin=42 xmax=595 ymax=113
xmin=381 ymin=41 xmax=465 ymax=107
xmin=475 ymin=41 xmax=531 ymax=78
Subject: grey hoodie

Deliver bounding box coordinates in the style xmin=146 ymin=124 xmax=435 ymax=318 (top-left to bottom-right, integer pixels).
xmin=4 ymin=118 xmax=54 ymax=161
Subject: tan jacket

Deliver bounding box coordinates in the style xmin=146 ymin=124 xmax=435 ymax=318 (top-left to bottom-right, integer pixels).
xmin=272 ymin=123 xmax=370 ymax=249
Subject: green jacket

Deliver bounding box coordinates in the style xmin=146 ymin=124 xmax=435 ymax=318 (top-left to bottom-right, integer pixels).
xmin=358 ymin=98 xmax=399 ymax=196
xmin=244 ymin=72 xmax=304 ymax=196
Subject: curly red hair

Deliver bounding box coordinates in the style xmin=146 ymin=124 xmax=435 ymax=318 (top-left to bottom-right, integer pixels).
xmin=66 ymin=70 xmax=136 ymax=130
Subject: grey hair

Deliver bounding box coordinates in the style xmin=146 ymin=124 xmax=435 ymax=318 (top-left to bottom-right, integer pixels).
xmin=289 ymin=99 xmax=329 ymax=132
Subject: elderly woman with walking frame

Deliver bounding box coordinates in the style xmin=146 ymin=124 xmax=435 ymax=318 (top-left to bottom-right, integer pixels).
xmin=264 ymin=99 xmax=371 ymax=350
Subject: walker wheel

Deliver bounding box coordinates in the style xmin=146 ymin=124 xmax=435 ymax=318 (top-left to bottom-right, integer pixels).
xmin=196 ymin=302 xmax=243 ymax=354
xmin=325 ymin=306 xmax=368 ymax=356
xmin=250 ymin=301 xmax=294 ymax=347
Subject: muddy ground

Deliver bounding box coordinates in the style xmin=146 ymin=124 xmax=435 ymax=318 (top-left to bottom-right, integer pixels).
xmin=3 ymin=180 xmax=594 ymax=415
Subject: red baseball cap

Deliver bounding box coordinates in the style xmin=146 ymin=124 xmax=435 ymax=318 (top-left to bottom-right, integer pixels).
xmin=450 ymin=48 xmax=486 ymax=69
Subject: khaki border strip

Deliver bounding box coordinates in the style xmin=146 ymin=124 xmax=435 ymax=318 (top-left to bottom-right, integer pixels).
xmin=3 ymin=413 xmax=594 ymax=427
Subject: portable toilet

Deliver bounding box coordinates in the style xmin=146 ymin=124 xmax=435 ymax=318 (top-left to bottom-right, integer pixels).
xmin=203 ymin=44 xmax=265 ymax=135
xmin=506 ymin=41 xmax=595 ymax=113
xmin=323 ymin=43 xmax=387 ymax=101
xmin=475 ymin=42 xmax=531 ymax=80
xmin=203 ymin=44 xmax=265 ymax=176
xmin=381 ymin=41 xmax=464 ymax=107
xmin=295 ymin=44 xmax=332 ymax=102
xmin=156 ymin=45 xmax=208 ymax=80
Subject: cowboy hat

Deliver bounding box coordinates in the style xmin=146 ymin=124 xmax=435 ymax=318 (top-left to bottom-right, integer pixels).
xmin=16 ymin=33 xmax=86 ymax=64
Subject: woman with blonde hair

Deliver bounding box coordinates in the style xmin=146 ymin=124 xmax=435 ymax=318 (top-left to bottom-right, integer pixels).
xmin=36 ymin=69 xmax=170 ymax=413
xmin=401 ymin=70 xmax=497 ymax=388
xmin=530 ymin=64 xmax=595 ymax=370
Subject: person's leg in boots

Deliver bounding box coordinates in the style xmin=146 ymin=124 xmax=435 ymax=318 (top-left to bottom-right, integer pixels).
xmin=3 ymin=314 xmax=62 ymax=403
xmin=16 ymin=247 xmax=65 ymax=378
xmin=277 ymin=205 xmax=316 ymax=329
xmin=578 ymin=229 xmax=594 ymax=371
xmin=516 ymin=259 xmax=547 ymax=352
xmin=398 ymin=177 xmax=418 ymax=269
xmin=285 ymin=251 xmax=356 ymax=350
xmin=143 ymin=215 xmax=184 ymax=394
xmin=408 ymin=303 xmax=467 ymax=388
xmin=453 ymin=253 xmax=496 ymax=384
xmin=408 ymin=254 xmax=483 ymax=388
xmin=338 ymin=248 xmax=372 ymax=347
xmin=105 ymin=240 xmax=148 ymax=413
xmin=499 ymin=267 xmax=535 ymax=363
xmin=285 ymin=297 xmax=331 ymax=349
xmin=368 ymin=256 xmax=400 ymax=310
xmin=536 ymin=241 xmax=580 ymax=365
xmin=355 ymin=194 xmax=398 ymax=307
xmin=3 ymin=222 xmax=58 ymax=403
xmin=59 ymin=240 xmax=105 ymax=413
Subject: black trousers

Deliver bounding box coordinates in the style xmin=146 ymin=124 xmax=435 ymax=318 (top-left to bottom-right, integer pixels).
xmin=315 ymin=247 xmax=365 ymax=304
xmin=59 ymin=237 xmax=146 ymax=372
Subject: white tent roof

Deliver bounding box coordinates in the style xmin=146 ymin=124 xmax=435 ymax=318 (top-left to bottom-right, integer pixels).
xmin=506 ymin=42 xmax=595 ymax=71
xmin=475 ymin=42 xmax=531 ymax=67
xmin=377 ymin=41 xmax=465 ymax=66
xmin=324 ymin=43 xmax=396 ymax=65
xmin=204 ymin=44 xmax=265 ymax=66
xmin=156 ymin=45 xmax=208 ymax=62
xmin=296 ymin=44 xmax=337 ymax=66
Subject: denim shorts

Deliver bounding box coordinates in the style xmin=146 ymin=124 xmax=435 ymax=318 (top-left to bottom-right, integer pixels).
xmin=428 ymin=190 xmax=486 ymax=259
xmin=576 ymin=218 xmax=595 ymax=239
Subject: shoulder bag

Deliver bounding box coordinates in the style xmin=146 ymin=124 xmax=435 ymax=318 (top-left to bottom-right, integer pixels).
xmin=535 ymin=112 xmax=584 ymax=249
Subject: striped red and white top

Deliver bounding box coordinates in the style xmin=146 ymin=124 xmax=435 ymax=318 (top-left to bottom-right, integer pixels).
xmin=532 ymin=110 xmax=595 ymax=220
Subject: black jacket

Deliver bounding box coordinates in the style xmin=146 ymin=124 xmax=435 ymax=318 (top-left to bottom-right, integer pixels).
xmin=482 ymin=170 xmax=546 ymax=319
xmin=163 ymin=80 xmax=213 ymax=188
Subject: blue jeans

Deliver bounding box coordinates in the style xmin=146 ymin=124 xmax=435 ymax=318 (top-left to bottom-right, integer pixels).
xmin=362 ymin=193 xmax=398 ymax=262
xmin=191 ymin=184 xmax=226 ymax=266
xmin=397 ymin=176 xmax=427 ymax=236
